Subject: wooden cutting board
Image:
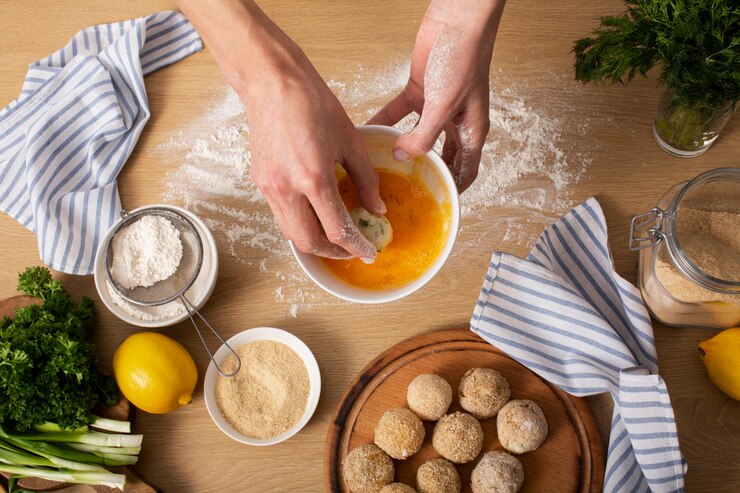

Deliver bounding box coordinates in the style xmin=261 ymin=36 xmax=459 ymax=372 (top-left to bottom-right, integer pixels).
xmin=325 ymin=329 xmax=605 ymax=493
xmin=0 ymin=295 xmax=157 ymax=493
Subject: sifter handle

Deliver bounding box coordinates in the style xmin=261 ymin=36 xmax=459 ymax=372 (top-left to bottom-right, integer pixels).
xmin=180 ymin=295 xmax=241 ymax=377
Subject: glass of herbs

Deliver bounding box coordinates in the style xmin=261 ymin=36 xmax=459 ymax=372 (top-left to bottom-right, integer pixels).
xmin=653 ymin=89 xmax=735 ymax=157
xmin=573 ymin=0 xmax=739 ymax=158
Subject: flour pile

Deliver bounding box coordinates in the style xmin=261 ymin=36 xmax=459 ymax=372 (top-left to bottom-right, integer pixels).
xmin=157 ymin=60 xmax=592 ymax=316
xmin=110 ymin=215 xmax=183 ymax=290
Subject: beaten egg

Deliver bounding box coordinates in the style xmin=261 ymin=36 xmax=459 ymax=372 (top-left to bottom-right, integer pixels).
xmin=322 ymin=167 xmax=451 ymax=290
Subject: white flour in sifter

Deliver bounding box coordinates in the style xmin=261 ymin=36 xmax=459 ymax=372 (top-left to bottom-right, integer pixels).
xmin=156 ymin=59 xmax=593 ymax=316
xmin=110 ymin=215 xmax=184 ymax=289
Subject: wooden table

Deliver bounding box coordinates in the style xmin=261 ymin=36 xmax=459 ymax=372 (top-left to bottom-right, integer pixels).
xmin=1 ymin=1 xmax=738 ymax=491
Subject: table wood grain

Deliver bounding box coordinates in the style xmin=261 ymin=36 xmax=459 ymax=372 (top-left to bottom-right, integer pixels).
xmin=1 ymin=1 xmax=738 ymax=492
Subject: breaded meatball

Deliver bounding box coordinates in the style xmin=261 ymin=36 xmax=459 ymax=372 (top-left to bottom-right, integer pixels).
xmin=432 ymin=411 xmax=484 ymax=463
xmin=407 ymin=373 xmax=453 ymax=421
xmin=496 ymin=400 xmax=548 ymax=454
xmin=416 ymin=458 xmax=461 ymax=493
xmin=471 ymin=451 xmax=524 ymax=493
xmin=379 ymin=483 xmax=417 ymax=493
xmin=374 ymin=408 xmax=425 ymax=460
xmin=458 ymin=368 xmax=511 ymax=419
xmin=343 ymin=444 xmax=394 ymax=493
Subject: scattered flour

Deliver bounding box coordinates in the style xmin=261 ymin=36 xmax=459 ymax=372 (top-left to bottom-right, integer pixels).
xmin=156 ymin=59 xmax=593 ymax=317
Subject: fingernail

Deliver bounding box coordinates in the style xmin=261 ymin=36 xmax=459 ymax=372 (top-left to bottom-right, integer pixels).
xmin=377 ymin=199 xmax=387 ymax=215
xmin=393 ymin=148 xmax=410 ymax=161
xmin=360 ymin=257 xmax=375 ymax=265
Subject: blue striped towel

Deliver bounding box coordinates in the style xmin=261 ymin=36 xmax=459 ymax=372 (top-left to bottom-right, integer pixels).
xmin=471 ymin=198 xmax=686 ymax=492
xmin=0 ymin=11 xmax=202 ymax=275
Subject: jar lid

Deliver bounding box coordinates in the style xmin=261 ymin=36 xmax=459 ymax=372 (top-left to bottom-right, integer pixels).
xmin=666 ymin=168 xmax=740 ymax=293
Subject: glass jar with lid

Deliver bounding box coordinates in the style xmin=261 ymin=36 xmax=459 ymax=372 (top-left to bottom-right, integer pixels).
xmin=630 ymin=167 xmax=740 ymax=329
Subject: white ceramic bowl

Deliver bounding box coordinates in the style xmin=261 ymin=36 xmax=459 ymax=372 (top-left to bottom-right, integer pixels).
xmin=93 ymin=204 xmax=219 ymax=328
xmin=203 ymin=327 xmax=321 ymax=446
xmin=290 ymin=125 xmax=461 ymax=304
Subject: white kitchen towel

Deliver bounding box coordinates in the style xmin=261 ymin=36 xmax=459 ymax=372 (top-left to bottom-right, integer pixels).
xmin=471 ymin=198 xmax=686 ymax=493
xmin=0 ymin=11 xmax=202 ymax=274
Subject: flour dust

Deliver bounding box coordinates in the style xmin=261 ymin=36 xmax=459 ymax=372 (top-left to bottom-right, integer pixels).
xmin=156 ymin=60 xmax=593 ymax=317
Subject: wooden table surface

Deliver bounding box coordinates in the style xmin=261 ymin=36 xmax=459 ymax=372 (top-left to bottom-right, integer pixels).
xmin=1 ymin=1 xmax=738 ymax=492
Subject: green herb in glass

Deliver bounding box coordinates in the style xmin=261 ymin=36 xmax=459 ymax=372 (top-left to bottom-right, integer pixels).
xmin=573 ymin=0 xmax=739 ymax=157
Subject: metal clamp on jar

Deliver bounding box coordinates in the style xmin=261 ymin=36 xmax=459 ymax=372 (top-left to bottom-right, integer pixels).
xmin=630 ymin=168 xmax=740 ymax=329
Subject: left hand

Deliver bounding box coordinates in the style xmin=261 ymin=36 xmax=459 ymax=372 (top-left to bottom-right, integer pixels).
xmin=369 ymin=0 xmax=506 ymax=192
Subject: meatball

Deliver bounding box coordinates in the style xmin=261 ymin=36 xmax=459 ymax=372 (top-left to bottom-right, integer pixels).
xmin=432 ymin=411 xmax=484 ymax=463
xmin=407 ymin=373 xmax=453 ymax=421
xmin=374 ymin=408 xmax=425 ymax=460
xmin=351 ymin=207 xmax=393 ymax=251
xmin=343 ymin=443 xmax=394 ymax=493
xmin=416 ymin=458 xmax=461 ymax=493
xmin=458 ymin=368 xmax=511 ymax=419
xmin=379 ymin=483 xmax=417 ymax=493
xmin=471 ymin=451 xmax=524 ymax=493
xmin=496 ymin=400 xmax=548 ymax=454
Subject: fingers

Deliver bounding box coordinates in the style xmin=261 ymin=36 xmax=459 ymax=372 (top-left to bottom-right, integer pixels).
xmin=441 ymin=125 xmax=459 ymax=168
xmin=309 ymin=182 xmax=378 ymax=262
xmin=453 ymin=136 xmax=482 ymax=193
xmin=452 ymin=111 xmax=489 ymax=192
xmin=262 ymin=189 xmax=352 ymax=259
xmin=393 ymin=103 xmax=449 ymax=161
xmin=367 ymin=92 xmax=414 ymax=127
xmin=342 ymin=134 xmax=387 ymax=216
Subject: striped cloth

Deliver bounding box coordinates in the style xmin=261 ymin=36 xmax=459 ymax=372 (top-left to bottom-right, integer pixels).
xmin=471 ymin=198 xmax=686 ymax=493
xmin=0 ymin=11 xmax=202 ymax=274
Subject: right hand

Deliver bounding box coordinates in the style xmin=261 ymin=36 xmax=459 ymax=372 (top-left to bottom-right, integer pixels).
xmin=175 ymin=0 xmax=384 ymax=261
xmin=244 ymin=50 xmax=385 ymax=262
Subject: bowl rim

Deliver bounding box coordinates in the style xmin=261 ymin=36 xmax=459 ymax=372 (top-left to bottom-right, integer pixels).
xmin=93 ymin=204 xmax=219 ymax=328
xmin=290 ymin=124 xmax=461 ymax=304
xmin=203 ymin=327 xmax=322 ymax=446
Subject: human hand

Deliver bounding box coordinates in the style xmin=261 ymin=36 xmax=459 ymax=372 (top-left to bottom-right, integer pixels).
xmin=176 ymin=0 xmax=384 ymax=261
xmin=369 ymin=0 xmax=505 ymax=192
xmin=245 ymin=53 xmax=386 ymax=261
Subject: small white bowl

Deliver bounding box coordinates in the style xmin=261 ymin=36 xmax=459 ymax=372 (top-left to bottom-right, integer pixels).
xmin=290 ymin=125 xmax=461 ymax=304
xmin=93 ymin=204 xmax=219 ymax=328
xmin=203 ymin=327 xmax=321 ymax=446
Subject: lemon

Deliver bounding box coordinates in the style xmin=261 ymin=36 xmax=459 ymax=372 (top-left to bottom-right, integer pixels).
xmin=698 ymin=327 xmax=740 ymax=401
xmin=113 ymin=332 xmax=198 ymax=414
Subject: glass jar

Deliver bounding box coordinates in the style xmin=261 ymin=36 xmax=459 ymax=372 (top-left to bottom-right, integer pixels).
xmin=653 ymin=89 xmax=735 ymax=158
xmin=630 ymin=168 xmax=740 ymax=328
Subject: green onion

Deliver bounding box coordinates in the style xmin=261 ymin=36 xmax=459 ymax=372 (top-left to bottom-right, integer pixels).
xmin=90 ymin=416 xmax=131 ymax=434
xmin=0 ymin=464 xmax=126 ymax=490
xmin=2 ymin=437 xmax=130 ymax=467
xmin=0 ymin=420 xmax=141 ymax=489
xmin=66 ymin=443 xmax=141 ymax=456
xmin=2 ymin=428 xmax=142 ymax=448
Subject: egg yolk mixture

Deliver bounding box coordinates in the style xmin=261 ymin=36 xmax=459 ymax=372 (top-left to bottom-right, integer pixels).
xmin=322 ymin=168 xmax=451 ymax=290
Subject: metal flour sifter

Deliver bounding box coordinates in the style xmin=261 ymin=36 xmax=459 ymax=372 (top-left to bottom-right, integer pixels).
xmin=104 ymin=207 xmax=240 ymax=377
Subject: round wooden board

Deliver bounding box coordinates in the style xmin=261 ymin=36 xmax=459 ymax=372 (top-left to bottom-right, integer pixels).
xmin=325 ymin=329 xmax=605 ymax=493
xmin=0 ymin=295 xmax=158 ymax=493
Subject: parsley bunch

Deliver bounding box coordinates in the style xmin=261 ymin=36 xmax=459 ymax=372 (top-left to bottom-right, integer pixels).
xmin=573 ymin=0 xmax=740 ymax=110
xmin=0 ymin=267 xmax=117 ymax=432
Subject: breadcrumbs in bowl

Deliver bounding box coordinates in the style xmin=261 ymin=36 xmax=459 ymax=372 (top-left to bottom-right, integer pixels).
xmin=203 ymin=327 xmax=321 ymax=446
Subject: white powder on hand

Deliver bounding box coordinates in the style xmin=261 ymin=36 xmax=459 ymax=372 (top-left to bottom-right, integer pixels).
xmin=110 ymin=215 xmax=184 ymax=289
